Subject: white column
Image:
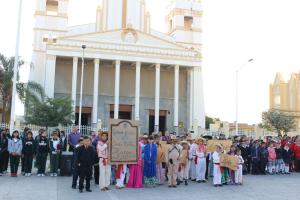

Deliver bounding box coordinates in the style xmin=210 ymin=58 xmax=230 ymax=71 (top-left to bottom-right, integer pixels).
xmin=154 ymin=63 xmax=160 ymax=133
xmin=93 ymin=58 xmax=100 ymax=127
xmin=174 ymin=65 xmax=179 ymax=134
xmin=189 ymin=70 xmax=193 ymax=129
xmin=71 ymin=57 xmax=78 ymax=122
xmin=45 ymin=55 xmax=56 ymax=98
xmin=135 ymin=61 xmax=141 ymax=120
xmin=114 ymin=60 xmax=121 ymax=119
xmin=192 ymin=66 xmax=205 ymax=129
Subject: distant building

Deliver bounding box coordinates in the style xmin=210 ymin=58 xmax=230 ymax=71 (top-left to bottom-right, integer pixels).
xmin=269 ymin=72 xmax=299 ymax=112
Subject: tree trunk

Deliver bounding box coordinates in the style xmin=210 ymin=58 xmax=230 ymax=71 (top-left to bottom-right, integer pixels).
xmin=2 ymin=101 xmax=6 ymax=123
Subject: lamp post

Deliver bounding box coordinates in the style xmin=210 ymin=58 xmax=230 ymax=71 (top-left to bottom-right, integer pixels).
xmin=235 ymin=59 xmax=253 ymax=135
xmin=10 ymin=0 xmax=22 ymax=133
xmin=78 ymin=45 xmax=86 ymax=131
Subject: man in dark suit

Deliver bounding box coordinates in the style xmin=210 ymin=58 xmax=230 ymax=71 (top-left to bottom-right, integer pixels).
xmin=77 ymin=136 xmax=94 ymax=193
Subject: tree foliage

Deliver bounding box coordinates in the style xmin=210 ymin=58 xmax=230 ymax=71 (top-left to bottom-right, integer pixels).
xmin=24 ymin=96 xmax=75 ymax=129
xmin=205 ymin=114 xmax=220 ymax=129
xmin=261 ymin=109 xmax=297 ymax=134
xmin=0 ymin=54 xmax=44 ymax=122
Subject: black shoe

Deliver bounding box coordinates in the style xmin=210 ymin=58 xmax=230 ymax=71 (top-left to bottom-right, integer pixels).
xmin=218 ymin=184 xmax=223 ymax=187
xmin=197 ymin=180 xmax=201 ymax=183
xmin=214 ymin=184 xmax=217 ymax=187
xmin=191 ymin=179 xmax=196 ymax=181
xmin=86 ymin=189 xmax=92 ymax=192
xmin=72 ymin=186 xmax=76 ymax=189
xmin=79 ymin=190 xmax=83 ymax=193
xmin=185 ymin=181 xmax=188 ymax=185
xmin=201 ymin=180 xmax=206 ymax=183
xmin=205 ymin=177 xmax=208 ymax=180
xmin=177 ymin=181 xmax=180 ymax=185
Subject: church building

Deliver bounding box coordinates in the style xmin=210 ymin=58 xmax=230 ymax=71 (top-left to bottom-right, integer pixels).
xmin=29 ymin=0 xmax=205 ymax=134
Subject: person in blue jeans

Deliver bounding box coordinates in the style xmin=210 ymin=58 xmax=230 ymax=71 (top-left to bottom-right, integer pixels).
xmin=72 ymin=139 xmax=83 ymax=189
xmin=111 ymin=165 xmax=117 ymax=185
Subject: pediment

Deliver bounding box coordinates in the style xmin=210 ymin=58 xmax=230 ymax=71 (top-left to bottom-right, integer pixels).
xmin=57 ymin=28 xmax=191 ymax=51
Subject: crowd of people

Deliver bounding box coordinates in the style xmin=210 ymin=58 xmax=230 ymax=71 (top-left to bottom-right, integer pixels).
xmin=0 ymin=126 xmax=300 ymax=193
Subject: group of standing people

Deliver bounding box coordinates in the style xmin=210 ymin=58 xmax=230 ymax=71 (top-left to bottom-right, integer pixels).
xmin=0 ymin=127 xmax=67 ymax=177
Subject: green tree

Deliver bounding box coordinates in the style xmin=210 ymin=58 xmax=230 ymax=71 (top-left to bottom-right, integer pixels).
xmin=261 ymin=109 xmax=297 ymax=134
xmin=205 ymin=114 xmax=220 ymax=129
xmin=24 ymin=96 xmax=75 ymax=130
xmin=0 ymin=54 xmax=44 ymax=123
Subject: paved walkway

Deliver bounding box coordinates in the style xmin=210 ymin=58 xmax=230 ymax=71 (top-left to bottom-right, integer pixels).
xmin=0 ymin=167 xmax=299 ymax=200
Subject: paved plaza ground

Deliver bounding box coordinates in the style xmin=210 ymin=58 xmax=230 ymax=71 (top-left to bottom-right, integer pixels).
xmin=0 ymin=164 xmax=299 ymax=200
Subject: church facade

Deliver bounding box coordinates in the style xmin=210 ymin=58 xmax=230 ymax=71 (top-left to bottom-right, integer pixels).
xmin=29 ymin=0 xmax=205 ymax=134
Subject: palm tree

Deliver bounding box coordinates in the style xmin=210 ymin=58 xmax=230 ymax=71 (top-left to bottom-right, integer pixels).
xmin=0 ymin=54 xmax=44 ymax=123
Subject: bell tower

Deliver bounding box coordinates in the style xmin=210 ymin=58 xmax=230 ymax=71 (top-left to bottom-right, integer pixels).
xmin=95 ymin=0 xmax=151 ymax=33
xmin=165 ymin=0 xmax=203 ymax=52
xmin=29 ymin=0 xmax=69 ymax=85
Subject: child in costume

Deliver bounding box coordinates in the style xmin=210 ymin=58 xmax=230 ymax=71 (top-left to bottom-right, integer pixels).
xmin=212 ymin=144 xmax=223 ymax=187
xmin=190 ymin=136 xmax=200 ymax=181
xmin=143 ymin=136 xmax=158 ymax=188
xmin=195 ymin=137 xmax=207 ymax=183
xmin=165 ymin=135 xmax=182 ymax=188
xmin=126 ymin=143 xmax=143 ymax=188
xmin=154 ymin=135 xmax=164 ymax=185
xmin=235 ymin=149 xmax=244 ymax=185
xmin=178 ymin=141 xmax=190 ymax=185
xmin=226 ymin=145 xmax=236 ymax=184
xmin=97 ymin=131 xmax=111 ymax=191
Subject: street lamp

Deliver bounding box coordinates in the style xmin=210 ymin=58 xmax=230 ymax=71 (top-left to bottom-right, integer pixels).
xmin=78 ymin=45 xmax=86 ymax=131
xmin=10 ymin=0 xmax=22 ymax=134
xmin=236 ymin=59 xmax=253 ymax=135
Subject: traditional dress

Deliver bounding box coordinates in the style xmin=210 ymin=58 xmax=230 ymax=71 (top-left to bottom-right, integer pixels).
xmin=235 ymin=155 xmax=244 ymax=184
xmin=143 ymin=143 xmax=158 ymax=187
xmin=127 ymin=144 xmax=143 ymax=188
xmin=189 ymin=142 xmax=198 ymax=180
xmin=97 ymin=141 xmax=111 ymax=190
xmin=179 ymin=150 xmax=190 ymax=180
xmin=212 ymin=151 xmax=221 ymax=185
xmin=226 ymin=150 xmax=235 ymax=184
xmin=156 ymin=142 xmax=164 ymax=185
xmin=195 ymin=144 xmax=207 ymax=181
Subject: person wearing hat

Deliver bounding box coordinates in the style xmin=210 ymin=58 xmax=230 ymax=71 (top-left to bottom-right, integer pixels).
xmin=165 ymin=135 xmax=182 ymax=187
xmin=97 ymin=131 xmax=111 ymax=191
xmin=189 ymin=136 xmax=201 ymax=181
xmin=195 ymin=137 xmax=207 ymax=183
xmin=212 ymin=144 xmax=223 ymax=187
xmin=178 ymin=141 xmax=190 ymax=185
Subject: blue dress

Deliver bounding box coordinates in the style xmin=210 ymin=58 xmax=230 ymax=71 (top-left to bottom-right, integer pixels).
xmin=143 ymin=143 xmax=158 ymax=187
